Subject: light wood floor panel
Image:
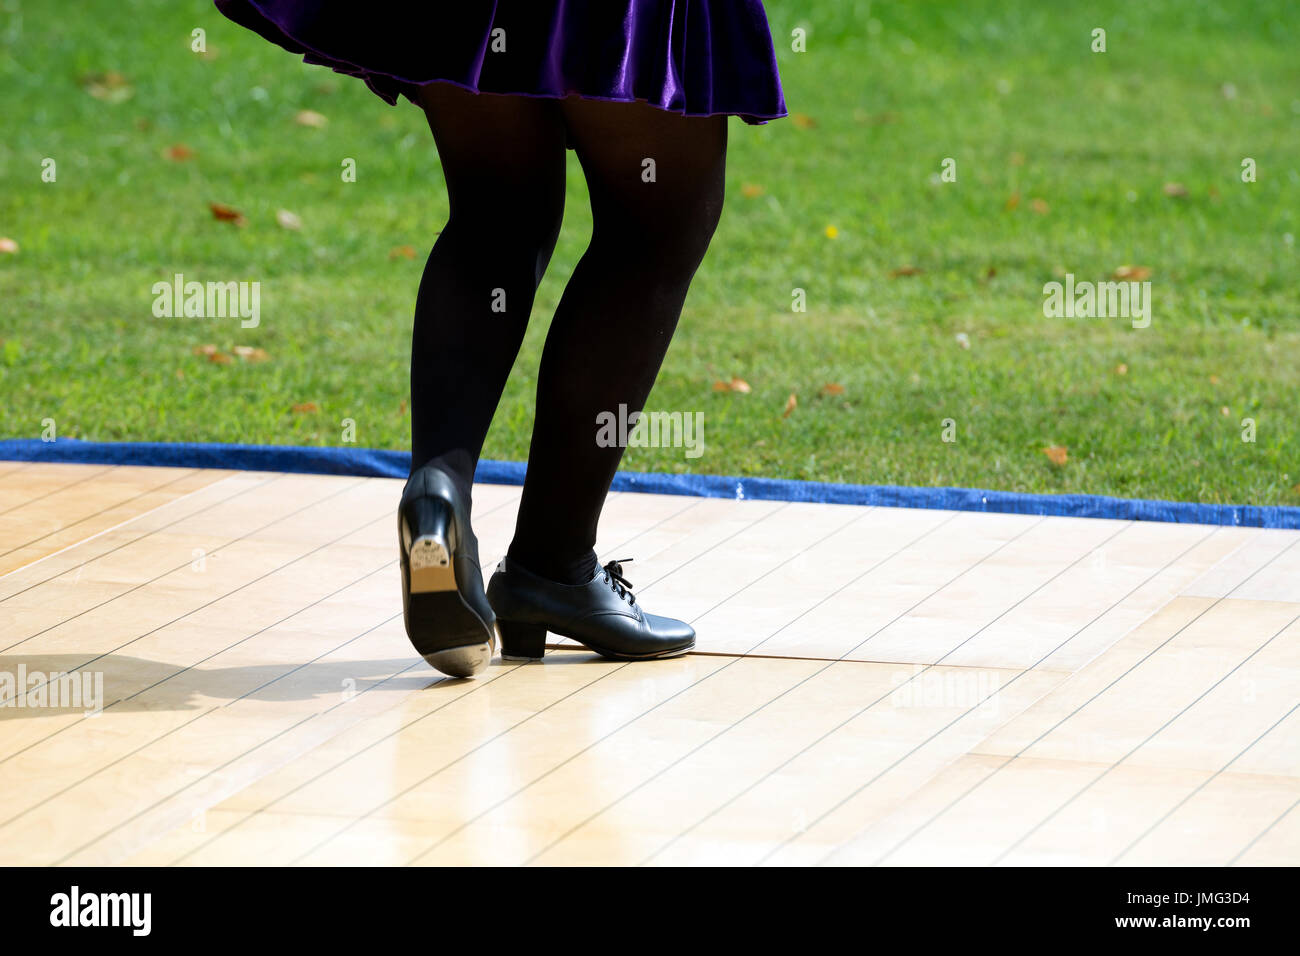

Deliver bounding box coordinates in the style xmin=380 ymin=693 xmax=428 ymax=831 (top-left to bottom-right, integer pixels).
xmin=1010 ymin=768 xmax=1300 ymax=866
xmin=0 ymin=466 xmax=231 ymax=577
xmin=1 ymin=464 xmax=1296 ymax=866
xmin=0 ymin=473 xmax=277 ymax=604
xmin=0 ymin=463 xmax=114 ymax=518
xmin=974 ymin=601 xmax=1298 ymax=766
xmin=544 ymin=664 xmax=1069 ymax=867
xmin=1181 ymin=529 xmax=1300 ymax=599
xmin=684 ymin=504 xmax=955 ymax=658
xmin=938 ymin=522 xmax=1222 ymax=670
xmin=696 ymin=510 xmax=1028 ymax=662
xmin=1 ymin=474 xmax=352 ymax=642
xmin=155 ymin=658 xmax=652 ymax=866
xmin=122 ymin=663 xmax=518 ymax=866
xmin=1224 ymin=535 xmax=1300 ymax=603
xmin=1228 ymin=794 xmax=1300 ymax=866
xmin=1031 ymin=526 xmax=1251 ymax=672
xmin=7 ymin=611 xmax=423 ymax=866
xmin=823 ymin=596 xmax=1300 ymax=865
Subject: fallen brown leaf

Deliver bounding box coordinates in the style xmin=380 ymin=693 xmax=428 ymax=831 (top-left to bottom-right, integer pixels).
xmin=1112 ymin=265 xmax=1152 ymax=281
xmin=1163 ymin=182 xmax=1189 ymax=198
xmin=782 ymin=393 xmax=798 ymax=418
xmin=164 ymin=144 xmax=195 ymax=161
xmin=791 ymin=113 xmax=817 ymax=129
xmin=740 ymin=183 xmax=765 ymax=199
xmin=292 ymin=402 xmax=320 ymax=414
xmin=209 ymin=202 xmax=247 ymax=226
xmin=81 ymin=71 xmax=133 ymax=103
xmin=192 ymin=344 xmax=230 ymax=364
xmin=294 ymin=109 xmax=328 ymax=128
xmin=232 ymin=346 xmax=271 ymax=362
xmin=819 ymin=383 xmax=845 ymax=396
xmin=1030 ymin=197 xmax=1050 ymax=215
xmin=1115 ymin=363 xmax=1128 ymax=375
xmin=1043 ymin=445 xmax=1069 ymax=466
xmin=889 ymin=265 xmax=923 ymax=278
xmin=389 ymin=245 xmax=417 ymax=260
xmin=1004 ymin=192 xmax=1021 ymax=211
xmin=712 ymin=377 xmax=753 ymax=394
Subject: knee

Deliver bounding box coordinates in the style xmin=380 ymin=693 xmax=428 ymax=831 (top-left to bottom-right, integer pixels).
xmin=675 ymin=184 xmax=725 ymax=257
xmin=595 ymin=185 xmax=724 ymax=282
xmin=443 ymin=195 xmax=564 ymax=286
xmin=446 ymin=188 xmax=563 ymax=249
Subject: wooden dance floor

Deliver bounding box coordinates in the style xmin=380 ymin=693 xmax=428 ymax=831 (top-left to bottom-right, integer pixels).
xmin=1 ymin=462 xmax=1297 ymax=866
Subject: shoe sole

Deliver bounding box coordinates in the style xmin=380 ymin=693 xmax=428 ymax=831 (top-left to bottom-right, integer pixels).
xmin=402 ymin=525 xmax=495 ymax=679
xmin=501 ymin=632 xmax=693 ymax=663
xmin=424 ymin=626 xmax=497 ymax=677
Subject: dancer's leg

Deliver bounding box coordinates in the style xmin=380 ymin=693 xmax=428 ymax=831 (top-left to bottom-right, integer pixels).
xmin=410 ymin=84 xmax=567 ymax=497
xmin=507 ymin=100 xmax=728 ymax=583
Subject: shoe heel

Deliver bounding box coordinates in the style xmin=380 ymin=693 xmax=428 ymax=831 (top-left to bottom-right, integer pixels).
xmin=401 ymin=496 xmax=457 ymax=594
xmin=499 ymin=620 xmax=547 ymax=661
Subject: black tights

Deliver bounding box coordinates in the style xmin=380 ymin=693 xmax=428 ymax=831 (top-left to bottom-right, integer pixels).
xmin=410 ymin=84 xmax=727 ymax=584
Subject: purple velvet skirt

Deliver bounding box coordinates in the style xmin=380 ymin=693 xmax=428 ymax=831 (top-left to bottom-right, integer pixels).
xmin=213 ymin=1 xmax=787 ymax=124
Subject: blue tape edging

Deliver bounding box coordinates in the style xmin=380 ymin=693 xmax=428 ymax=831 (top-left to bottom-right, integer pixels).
xmin=2 ymin=437 xmax=1297 ymax=529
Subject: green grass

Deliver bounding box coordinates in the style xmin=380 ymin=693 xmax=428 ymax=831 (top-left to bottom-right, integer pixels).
xmin=1 ymin=0 xmax=1298 ymax=504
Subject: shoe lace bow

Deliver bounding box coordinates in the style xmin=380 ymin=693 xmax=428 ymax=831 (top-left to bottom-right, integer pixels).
xmin=602 ymin=558 xmax=636 ymax=605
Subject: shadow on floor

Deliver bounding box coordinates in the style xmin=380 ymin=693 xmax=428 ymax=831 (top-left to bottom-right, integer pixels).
xmin=0 ymin=652 xmax=445 ymax=720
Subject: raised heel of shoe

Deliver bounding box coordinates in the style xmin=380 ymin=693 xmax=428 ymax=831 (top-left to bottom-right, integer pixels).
xmin=499 ymin=620 xmax=547 ymax=661
xmin=401 ymin=496 xmax=457 ymax=594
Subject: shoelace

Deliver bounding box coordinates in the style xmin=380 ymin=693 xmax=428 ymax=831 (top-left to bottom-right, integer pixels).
xmin=602 ymin=558 xmax=636 ymax=605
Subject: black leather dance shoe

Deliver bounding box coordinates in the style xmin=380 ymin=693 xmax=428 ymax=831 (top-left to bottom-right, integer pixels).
xmin=486 ymin=557 xmax=695 ymax=661
xmin=398 ymin=464 xmax=496 ymax=677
